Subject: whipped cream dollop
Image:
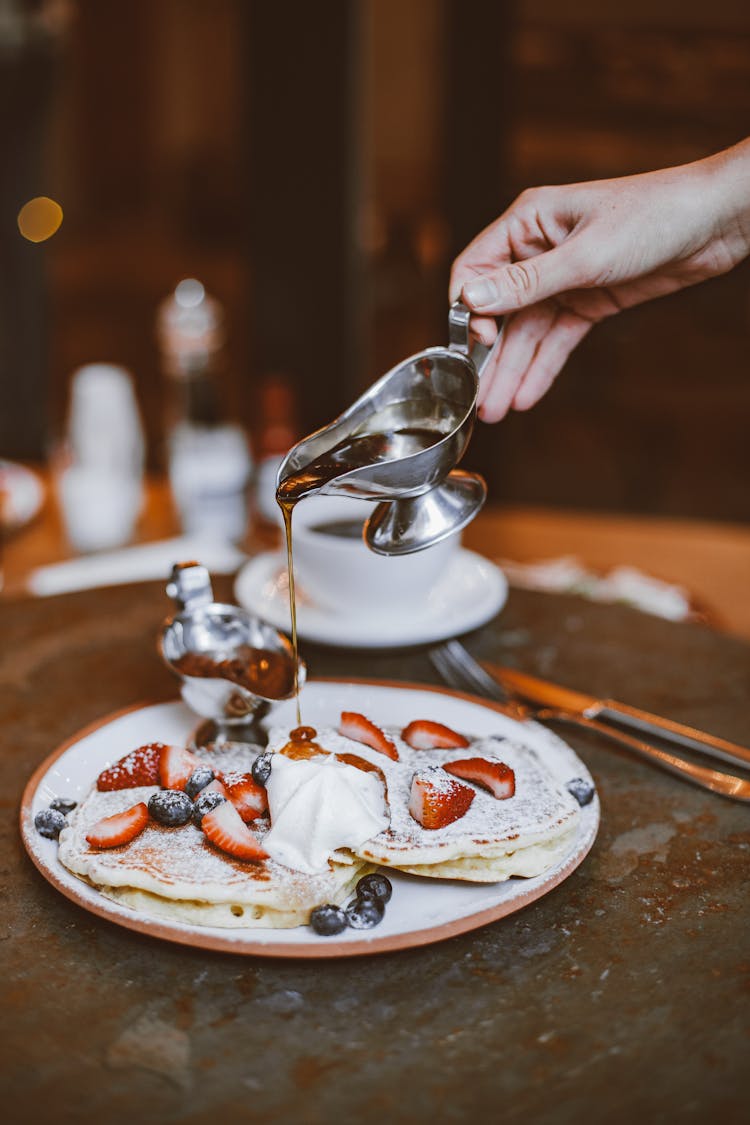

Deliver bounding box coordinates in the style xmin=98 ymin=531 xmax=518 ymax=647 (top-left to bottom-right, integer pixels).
xmin=263 ymin=753 xmax=389 ymax=874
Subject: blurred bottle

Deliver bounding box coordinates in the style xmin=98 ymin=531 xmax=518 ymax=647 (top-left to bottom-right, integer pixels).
xmin=252 ymin=372 xmax=299 ymax=525
xmin=58 ymin=364 xmax=145 ymax=552
xmin=157 ymin=279 xmax=252 ymax=542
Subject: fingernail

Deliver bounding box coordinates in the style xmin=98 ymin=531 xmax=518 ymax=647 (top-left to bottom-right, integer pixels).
xmin=463 ymin=277 xmax=498 ymax=309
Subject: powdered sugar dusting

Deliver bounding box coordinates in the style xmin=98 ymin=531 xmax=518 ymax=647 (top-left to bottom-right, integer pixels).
xmin=96 ymin=743 xmax=163 ymax=789
xmin=22 ymin=693 xmax=599 ymax=949
xmin=380 ymin=736 xmax=579 ymax=853
xmin=151 ymin=790 xmax=190 ymax=815
xmin=267 ymin=723 xmax=582 ymax=860
xmin=59 ymin=743 xmax=363 ymax=909
xmin=413 ymin=764 xmax=469 ymax=795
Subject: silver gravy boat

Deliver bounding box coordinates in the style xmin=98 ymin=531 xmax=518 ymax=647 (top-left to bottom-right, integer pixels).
xmin=276 ymin=301 xmax=500 ymax=555
xmin=158 ymin=562 xmax=305 ymax=729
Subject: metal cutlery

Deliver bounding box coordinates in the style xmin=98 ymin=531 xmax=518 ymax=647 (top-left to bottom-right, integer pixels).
xmin=429 ymin=639 xmax=750 ymax=803
xmin=486 ymin=663 xmax=750 ymax=771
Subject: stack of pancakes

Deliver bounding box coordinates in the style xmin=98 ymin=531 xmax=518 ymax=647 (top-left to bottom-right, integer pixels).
xmin=58 ymin=744 xmax=366 ymax=929
xmin=268 ymin=726 xmax=582 ymax=883
xmin=59 ymin=725 xmax=585 ymax=929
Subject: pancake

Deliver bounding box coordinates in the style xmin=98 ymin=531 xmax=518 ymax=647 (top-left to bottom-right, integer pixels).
xmin=58 ymin=744 xmax=368 ymax=929
xmin=267 ymin=726 xmax=582 ymax=882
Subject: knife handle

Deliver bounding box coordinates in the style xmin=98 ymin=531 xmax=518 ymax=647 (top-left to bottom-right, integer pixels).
xmin=546 ymin=712 xmax=750 ymax=803
xmin=586 ymin=701 xmax=750 ymax=771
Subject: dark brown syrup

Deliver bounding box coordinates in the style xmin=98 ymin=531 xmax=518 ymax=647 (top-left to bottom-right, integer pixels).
xmin=174 ymin=645 xmax=295 ymax=698
xmin=275 ymin=427 xmax=443 ymax=504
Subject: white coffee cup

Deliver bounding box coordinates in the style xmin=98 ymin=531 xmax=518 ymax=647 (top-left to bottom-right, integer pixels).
xmin=286 ymin=495 xmax=460 ymax=615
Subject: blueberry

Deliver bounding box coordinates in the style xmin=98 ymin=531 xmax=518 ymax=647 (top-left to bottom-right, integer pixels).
xmin=34 ymin=809 xmax=66 ymax=840
xmin=191 ymin=790 xmax=226 ymax=828
xmin=346 ymin=896 xmax=385 ymax=930
xmin=310 ymin=904 xmax=348 ymax=936
xmin=251 ymin=752 xmax=273 ymax=787
xmin=185 ymin=766 xmax=215 ymax=800
xmin=148 ymin=790 xmax=194 ymax=827
xmin=355 ymin=872 xmax=392 ymax=904
xmin=567 ymin=777 xmax=595 ymax=807
xmin=49 ymin=797 xmax=77 ymax=815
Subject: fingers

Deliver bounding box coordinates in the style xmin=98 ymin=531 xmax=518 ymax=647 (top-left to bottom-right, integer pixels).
xmin=470 ymin=315 xmax=500 ymax=346
xmin=463 ymin=239 xmax=592 ymax=315
xmin=476 ymin=306 xmax=592 ymax=422
xmin=512 ymin=312 xmax=592 ymax=411
xmin=477 ymin=304 xmax=556 ymax=421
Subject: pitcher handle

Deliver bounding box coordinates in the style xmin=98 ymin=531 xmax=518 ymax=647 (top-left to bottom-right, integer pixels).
xmin=448 ymin=300 xmax=472 ymax=354
xmin=448 ymin=300 xmax=503 ymax=379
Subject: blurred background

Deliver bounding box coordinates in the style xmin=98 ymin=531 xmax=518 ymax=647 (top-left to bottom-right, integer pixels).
xmin=1 ymin=0 xmax=749 ymax=538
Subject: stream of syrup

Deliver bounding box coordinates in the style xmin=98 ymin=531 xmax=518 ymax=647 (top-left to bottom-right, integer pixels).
xmin=277 ymin=497 xmax=302 ymax=725
xmin=275 ymin=425 xmax=445 ymax=727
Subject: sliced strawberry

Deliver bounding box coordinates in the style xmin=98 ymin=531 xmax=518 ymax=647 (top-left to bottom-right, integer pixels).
xmin=201 ymin=777 xmax=229 ymax=799
xmin=86 ymin=802 xmax=150 ymax=848
xmin=222 ymin=771 xmax=268 ymax=822
xmin=201 ymin=800 xmax=268 ymax=861
xmin=408 ymin=768 xmax=474 ymax=830
xmin=444 ymin=757 xmax=515 ymax=799
xmin=339 ymin=712 xmax=399 ymax=761
xmin=401 ymin=720 xmax=470 ymax=750
xmin=159 ymin=744 xmax=201 ymax=791
xmin=97 ymin=743 xmax=163 ymax=791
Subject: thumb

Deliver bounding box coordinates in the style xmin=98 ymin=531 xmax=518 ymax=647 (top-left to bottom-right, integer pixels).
xmin=462 ymin=241 xmax=591 ymax=313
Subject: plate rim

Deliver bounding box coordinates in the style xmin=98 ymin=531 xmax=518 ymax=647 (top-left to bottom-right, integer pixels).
xmin=234 ymin=549 xmax=508 ymax=648
xmin=19 ymin=680 xmax=598 ymax=959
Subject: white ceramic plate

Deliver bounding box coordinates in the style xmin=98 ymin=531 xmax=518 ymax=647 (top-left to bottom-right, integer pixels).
xmin=20 ymin=682 xmax=598 ymax=958
xmin=234 ymin=549 xmax=508 ymax=648
xmin=0 ymin=459 xmax=45 ymax=530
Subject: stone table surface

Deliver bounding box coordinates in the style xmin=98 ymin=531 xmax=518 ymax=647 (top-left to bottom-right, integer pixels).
xmin=2 ymin=580 xmax=749 ymax=1124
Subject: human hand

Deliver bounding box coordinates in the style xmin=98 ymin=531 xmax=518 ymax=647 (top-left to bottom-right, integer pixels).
xmin=450 ymin=140 xmax=750 ymax=421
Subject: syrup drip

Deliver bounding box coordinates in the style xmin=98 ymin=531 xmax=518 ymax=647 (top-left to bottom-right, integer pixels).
xmin=278 ymin=498 xmax=301 ymax=726
xmin=277 ymin=724 xmax=321 ymax=759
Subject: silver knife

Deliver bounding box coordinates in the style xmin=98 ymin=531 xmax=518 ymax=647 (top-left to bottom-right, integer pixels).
xmin=485 ymin=663 xmax=750 ymax=771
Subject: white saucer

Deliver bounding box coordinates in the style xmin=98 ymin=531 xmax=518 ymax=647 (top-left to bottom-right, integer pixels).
xmin=234 ymin=547 xmax=507 ymax=648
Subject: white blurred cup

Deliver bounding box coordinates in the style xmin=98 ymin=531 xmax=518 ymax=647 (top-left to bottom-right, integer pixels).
xmin=58 ymin=364 xmax=145 ymax=552
xmin=287 ymin=495 xmax=460 ymax=615
xmin=58 ymin=467 xmax=143 ymax=552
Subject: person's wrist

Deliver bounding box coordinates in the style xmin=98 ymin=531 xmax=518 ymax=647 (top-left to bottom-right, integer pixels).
xmin=702 ymin=139 xmax=750 ymax=257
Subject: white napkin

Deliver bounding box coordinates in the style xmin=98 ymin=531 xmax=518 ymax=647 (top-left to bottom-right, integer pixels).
xmin=498 ymin=556 xmax=692 ymax=622
xmin=27 ymin=536 xmax=246 ymax=597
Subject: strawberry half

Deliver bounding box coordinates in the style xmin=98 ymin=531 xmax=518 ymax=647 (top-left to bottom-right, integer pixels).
xmin=408 ymin=768 xmax=474 ymax=829
xmin=401 ymin=720 xmax=470 ymax=751
xmin=159 ymin=745 xmax=201 ymax=791
xmin=202 ymin=777 xmax=229 ymax=799
xmin=86 ymin=802 xmax=150 ymax=848
xmin=97 ymin=743 xmax=163 ymax=791
xmin=222 ymin=771 xmax=268 ymax=822
xmin=339 ymin=712 xmax=399 ymax=761
xmin=444 ymin=757 xmax=515 ymax=799
xmin=201 ymin=800 xmax=269 ymax=861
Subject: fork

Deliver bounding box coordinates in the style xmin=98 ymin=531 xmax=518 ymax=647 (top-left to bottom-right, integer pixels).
xmin=429 ymin=639 xmax=750 ymax=803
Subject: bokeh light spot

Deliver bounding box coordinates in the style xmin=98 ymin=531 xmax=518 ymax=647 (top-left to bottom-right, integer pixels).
xmin=17 ymin=196 xmax=64 ymax=243
xmin=175 ymin=278 xmax=205 ymax=308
